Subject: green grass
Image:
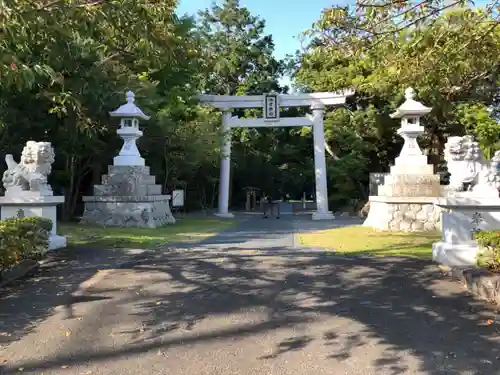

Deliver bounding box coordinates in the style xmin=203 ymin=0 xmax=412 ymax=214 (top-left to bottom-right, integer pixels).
xmin=59 ymin=218 xmax=237 ymax=249
xmin=298 ymin=225 xmax=441 ymax=259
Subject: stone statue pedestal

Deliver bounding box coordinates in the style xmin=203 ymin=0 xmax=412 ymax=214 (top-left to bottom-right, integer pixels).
xmin=81 ymin=166 xmax=175 ymax=227
xmin=0 ymin=194 xmax=67 ymax=250
xmin=432 ymin=198 xmax=500 ymax=266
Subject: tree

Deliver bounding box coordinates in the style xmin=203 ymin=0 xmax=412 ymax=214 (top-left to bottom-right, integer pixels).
xmin=195 ymin=0 xmax=316 ymax=207
xmin=0 ymin=0 xmax=211 ymax=216
xmin=294 ymin=6 xmax=500 ymax=207
xmin=195 ymin=0 xmax=284 ymax=96
xmin=321 ymin=0 xmax=499 ymax=53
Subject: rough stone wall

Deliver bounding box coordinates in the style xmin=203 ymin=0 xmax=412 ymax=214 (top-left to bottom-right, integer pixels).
xmin=367 ymin=201 xmax=441 ymax=232
xmin=387 ymin=202 xmax=441 ymax=231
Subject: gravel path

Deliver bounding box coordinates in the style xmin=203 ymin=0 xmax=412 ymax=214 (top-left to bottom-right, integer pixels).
xmin=1 ymin=215 xmax=499 ymax=375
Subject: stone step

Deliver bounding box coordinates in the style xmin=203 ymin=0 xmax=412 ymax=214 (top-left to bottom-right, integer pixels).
xmin=142 ymin=176 xmax=156 ymax=185
xmin=93 ymin=184 xmax=163 ymax=197
xmin=107 ymin=165 xmax=150 ymax=176
xmin=100 ymin=174 xmax=156 ymax=186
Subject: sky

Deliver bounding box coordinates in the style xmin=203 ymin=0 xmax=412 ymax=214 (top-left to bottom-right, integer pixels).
xmin=175 ymin=0 xmax=490 ymax=86
xmin=176 ymin=0 xmax=350 ymax=62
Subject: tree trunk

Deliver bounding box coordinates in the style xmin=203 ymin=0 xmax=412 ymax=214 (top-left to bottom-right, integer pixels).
xmin=62 ymin=154 xmax=75 ymax=221
xmin=92 ymin=163 xmax=103 ymax=185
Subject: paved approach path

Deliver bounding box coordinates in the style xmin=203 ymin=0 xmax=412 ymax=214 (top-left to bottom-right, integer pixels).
xmin=1 ymin=214 xmax=500 ymax=375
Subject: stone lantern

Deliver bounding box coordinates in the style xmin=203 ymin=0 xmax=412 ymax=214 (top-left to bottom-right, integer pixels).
xmin=109 ymin=91 xmax=150 ymax=166
xmin=81 ymin=91 xmax=176 ymax=228
xmin=363 ymin=87 xmax=441 ymax=233
xmin=390 ymin=87 xmax=432 ymax=174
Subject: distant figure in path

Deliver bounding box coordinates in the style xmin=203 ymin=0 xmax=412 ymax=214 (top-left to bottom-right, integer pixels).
xmin=263 ymin=193 xmax=280 ymax=219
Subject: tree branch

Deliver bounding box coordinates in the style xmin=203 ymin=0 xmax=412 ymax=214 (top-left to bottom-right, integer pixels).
xmin=324 ymin=141 xmax=340 ymax=160
xmin=37 ymin=0 xmax=108 ymax=10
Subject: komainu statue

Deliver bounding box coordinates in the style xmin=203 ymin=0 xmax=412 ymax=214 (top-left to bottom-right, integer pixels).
xmin=2 ymin=141 xmax=55 ymax=195
xmin=444 ymin=135 xmax=500 ymax=195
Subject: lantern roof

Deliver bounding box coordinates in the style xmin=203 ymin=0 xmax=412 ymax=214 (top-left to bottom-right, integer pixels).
xmin=390 ymin=87 xmax=432 ymax=119
xmin=109 ymin=91 xmax=150 ymax=120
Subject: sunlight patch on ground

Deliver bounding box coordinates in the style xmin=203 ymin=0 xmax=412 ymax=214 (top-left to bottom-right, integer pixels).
xmin=298 ymin=225 xmax=441 ymax=259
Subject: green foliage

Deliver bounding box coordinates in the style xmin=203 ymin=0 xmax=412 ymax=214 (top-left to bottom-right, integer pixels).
xmin=196 ymin=0 xmax=284 ymax=95
xmin=194 ymin=0 xmax=303 ymax=207
xmin=294 ymin=6 xmax=500 ymax=206
xmin=474 ymin=230 xmax=500 ymax=272
xmin=308 ymin=1 xmax=497 ymax=58
xmin=0 ymin=217 xmax=52 ymax=271
xmin=455 ymin=103 xmax=500 ymax=159
xmin=0 ymin=0 xmax=217 ymax=214
xmin=3 ymin=0 xmax=498 ymax=214
xmin=0 ymin=0 xmax=295 ymax=213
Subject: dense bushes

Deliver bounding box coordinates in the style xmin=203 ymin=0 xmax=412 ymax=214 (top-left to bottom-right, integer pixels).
xmin=474 ymin=230 xmax=500 ymax=272
xmin=0 ymin=217 xmax=52 ymax=271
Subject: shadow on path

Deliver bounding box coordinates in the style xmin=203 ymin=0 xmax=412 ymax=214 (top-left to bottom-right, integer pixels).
xmin=0 ymin=246 xmax=136 ymax=346
xmin=1 ymin=216 xmax=499 ymax=375
xmin=0 ymin=217 xmax=252 ymax=348
xmin=2 ymin=249 xmax=499 ymax=374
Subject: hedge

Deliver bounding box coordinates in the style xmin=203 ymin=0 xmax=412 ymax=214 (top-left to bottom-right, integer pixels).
xmin=0 ymin=217 xmax=52 ymax=271
xmin=474 ymin=230 xmax=500 ymax=272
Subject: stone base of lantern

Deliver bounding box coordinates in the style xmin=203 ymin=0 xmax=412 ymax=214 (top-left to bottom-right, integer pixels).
xmin=81 ymin=165 xmax=175 ymax=228
xmin=81 ymin=197 xmax=175 ymax=228
xmin=363 ymin=196 xmax=441 ymax=232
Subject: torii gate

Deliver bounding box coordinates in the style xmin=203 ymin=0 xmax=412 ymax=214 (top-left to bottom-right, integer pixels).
xmin=199 ymin=90 xmax=354 ymax=220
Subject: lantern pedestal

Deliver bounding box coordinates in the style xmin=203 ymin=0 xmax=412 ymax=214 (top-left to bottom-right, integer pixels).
xmin=81 ymin=166 xmax=175 ymax=228
xmin=113 ymin=125 xmax=145 ymax=166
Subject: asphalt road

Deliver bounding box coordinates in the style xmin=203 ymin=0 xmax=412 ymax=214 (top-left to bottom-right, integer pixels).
xmin=1 ymin=215 xmax=499 ymax=375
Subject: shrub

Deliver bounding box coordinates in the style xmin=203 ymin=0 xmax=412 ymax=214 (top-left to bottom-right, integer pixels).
xmin=474 ymin=230 xmax=500 ymax=272
xmin=0 ymin=217 xmax=52 ymax=271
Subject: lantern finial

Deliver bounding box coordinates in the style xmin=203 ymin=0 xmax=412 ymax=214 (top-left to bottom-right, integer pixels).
xmin=126 ymin=91 xmax=135 ymax=104
xmin=404 ymin=87 xmax=415 ymax=101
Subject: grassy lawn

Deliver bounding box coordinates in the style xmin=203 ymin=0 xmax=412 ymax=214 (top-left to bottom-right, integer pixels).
xmin=59 ymin=218 xmax=237 ymax=249
xmin=298 ymin=225 xmax=441 ymax=259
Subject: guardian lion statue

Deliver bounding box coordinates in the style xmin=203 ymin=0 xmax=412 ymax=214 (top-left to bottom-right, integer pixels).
xmin=2 ymin=141 xmax=55 ymax=195
xmin=444 ymin=135 xmax=500 ymax=196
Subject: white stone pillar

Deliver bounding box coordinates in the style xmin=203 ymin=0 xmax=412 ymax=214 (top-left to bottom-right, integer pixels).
xmin=215 ymin=109 xmax=234 ymax=218
xmin=311 ymin=103 xmax=334 ymax=220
